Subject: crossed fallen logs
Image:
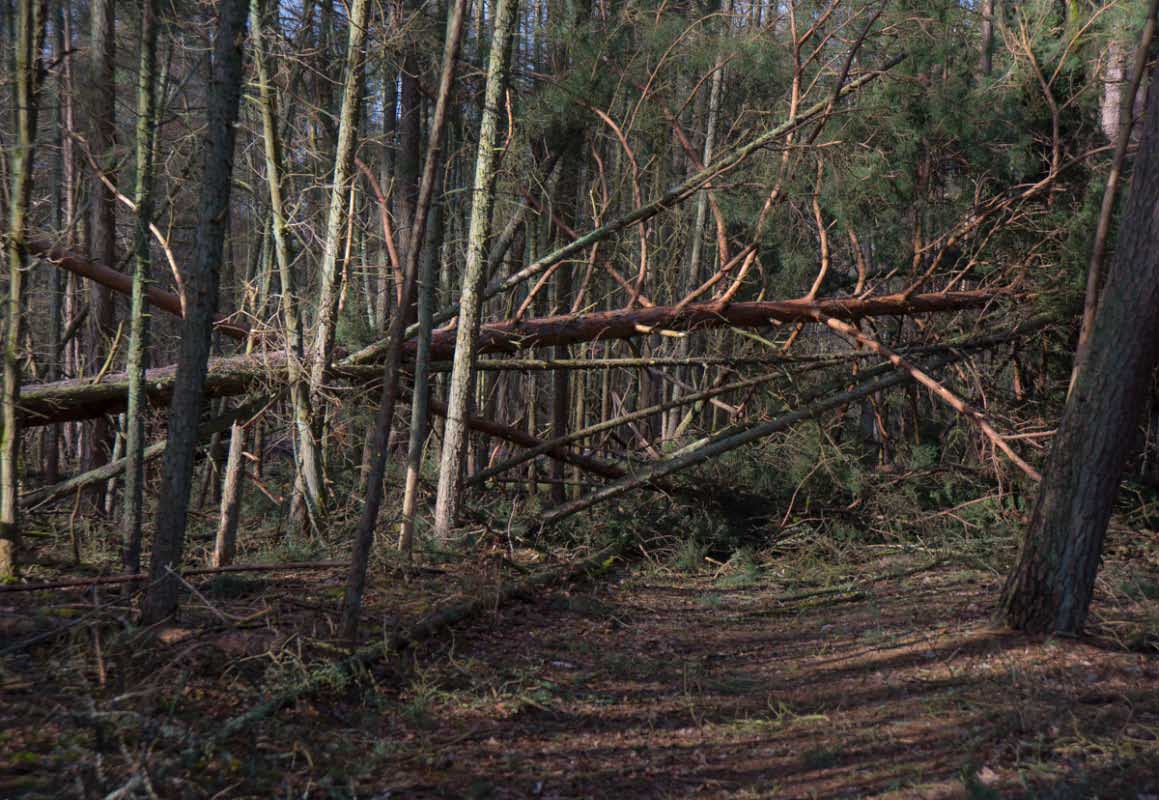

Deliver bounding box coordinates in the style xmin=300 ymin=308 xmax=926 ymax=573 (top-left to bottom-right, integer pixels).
xmin=16 ymin=289 xmax=995 ymax=426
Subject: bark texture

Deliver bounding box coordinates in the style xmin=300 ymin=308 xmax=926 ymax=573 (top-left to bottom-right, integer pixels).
xmin=1 ymin=0 xmax=47 ymax=579
xmin=1001 ymin=59 xmax=1159 ymax=635
xmin=141 ymin=0 xmax=249 ymax=624
xmin=432 ymin=0 xmax=519 ymax=539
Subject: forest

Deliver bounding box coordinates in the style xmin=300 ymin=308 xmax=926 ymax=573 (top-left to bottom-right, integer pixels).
xmin=2 ymin=0 xmax=1159 ymax=795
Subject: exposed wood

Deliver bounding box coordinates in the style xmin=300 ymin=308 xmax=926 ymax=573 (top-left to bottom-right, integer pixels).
xmin=25 ymin=239 xmax=250 ymax=340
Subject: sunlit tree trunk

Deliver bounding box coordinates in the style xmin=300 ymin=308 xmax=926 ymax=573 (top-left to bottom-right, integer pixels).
xmin=431 ymin=0 xmax=519 ymax=538
xmin=1 ymin=0 xmax=47 ymax=580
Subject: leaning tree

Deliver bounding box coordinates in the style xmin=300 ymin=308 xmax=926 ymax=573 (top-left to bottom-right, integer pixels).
xmin=1001 ymin=55 xmax=1159 ymax=635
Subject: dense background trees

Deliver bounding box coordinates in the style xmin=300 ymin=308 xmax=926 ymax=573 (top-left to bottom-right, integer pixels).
xmin=1 ymin=0 xmax=1156 ymax=635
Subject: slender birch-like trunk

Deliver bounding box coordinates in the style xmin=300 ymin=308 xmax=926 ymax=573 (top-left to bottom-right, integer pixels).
xmin=122 ymin=0 xmax=161 ymax=573
xmin=303 ymin=0 xmax=371 ymax=515
xmin=249 ymin=0 xmax=325 ymax=530
xmin=431 ymin=0 xmax=519 ymax=538
xmin=342 ymin=0 xmax=470 ymax=638
xmin=1 ymin=0 xmax=47 ymax=579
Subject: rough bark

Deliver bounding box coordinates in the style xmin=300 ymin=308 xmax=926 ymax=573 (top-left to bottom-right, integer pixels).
xmin=1001 ymin=59 xmax=1159 ymax=635
xmin=140 ymin=0 xmax=248 ymax=624
xmin=978 ymin=0 xmax=995 ymax=77
xmin=1077 ymin=0 xmax=1158 ymax=355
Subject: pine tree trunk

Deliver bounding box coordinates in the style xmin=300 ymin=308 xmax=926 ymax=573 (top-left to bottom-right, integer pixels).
xmin=978 ymin=0 xmax=995 ymax=78
xmin=140 ymin=0 xmax=249 ymax=624
xmin=1001 ymin=59 xmax=1159 ymax=635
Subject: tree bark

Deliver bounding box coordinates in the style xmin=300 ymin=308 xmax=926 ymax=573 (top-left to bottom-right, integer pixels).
xmin=249 ymin=0 xmax=324 ymax=530
xmin=140 ymin=0 xmax=249 ymax=624
xmin=122 ymin=0 xmax=161 ymax=573
xmin=432 ymin=0 xmax=519 ymax=539
xmin=977 ymin=0 xmax=995 ymax=78
xmin=342 ymin=0 xmax=470 ymax=639
xmin=303 ymin=0 xmax=371 ymax=516
xmin=398 ymin=172 xmax=446 ymax=553
xmin=83 ymin=0 xmax=118 ymax=508
xmin=1 ymin=0 xmax=47 ymax=579
xmin=1001 ymin=59 xmax=1159 ymax=635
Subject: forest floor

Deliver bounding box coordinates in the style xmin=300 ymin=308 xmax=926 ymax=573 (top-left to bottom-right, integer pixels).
xmin=2 ymin=525 xmax=1159 ymax=799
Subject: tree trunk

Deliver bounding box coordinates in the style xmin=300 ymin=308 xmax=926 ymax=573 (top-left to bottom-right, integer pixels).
xmin=398 ymin=169 xmax=447 ymax=553
xmin=431 ymin=0 xmax=519 ymax=539
xmin=1001 ymin=59 xmax=1159 ymax=635
xmin=122 ymin=0 xmax=161 ymax=573
xmin=342 ymin=0 xmax=470 ymax=639
xmin=977 ymin=0 xmax=995 ymax=78
xmin=302 ymin=0 xmax=372 ymax=518
xmin=83 ymin=0 xmax=118 ymax=509
xmin=140 ymin=0 xmax=249 ymax=624
xmin=1 ymin=0 xmax=47 ymax=579
xmin=212 ymin=416 xmax=248 ymax=567
xmin=250 ymin=0 xmax=325 ymax=531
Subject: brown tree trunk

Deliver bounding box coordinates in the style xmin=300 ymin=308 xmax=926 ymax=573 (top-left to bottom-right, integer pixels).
xmin=1001 ymin=59 xmax=1159 ymax=635
xmin=140 ymin=0 xmax=249 ymax=624
xmin=83 ymin=0 xmax=118 ymax=509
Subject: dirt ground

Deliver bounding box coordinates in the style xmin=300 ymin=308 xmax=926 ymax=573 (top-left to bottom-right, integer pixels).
xmin=2 ymin=532 xmax=1158 ymax=799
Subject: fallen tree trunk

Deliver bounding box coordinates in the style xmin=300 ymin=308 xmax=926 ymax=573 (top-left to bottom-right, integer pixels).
xmin=25 ymin=238 xmax=250 ymax=341
xmin=0 ymin=559 xmax=349 ymax=594
xmin=206 ymin=540 xmax=625 ymax=749
xmin=535 ymin=352 xmax=967 ymax=529
xmin=427 ymin=396 xmax=627 ymax=481
xmin=16 ymin=290 xmax=996 ymax=425
xmin=19 ymin=398 xmax=267 ymax=508
xmin=18 ymin=381 xmax=623 ymax=500
xmin=349 ymin=291 xmax=995 ymax=365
